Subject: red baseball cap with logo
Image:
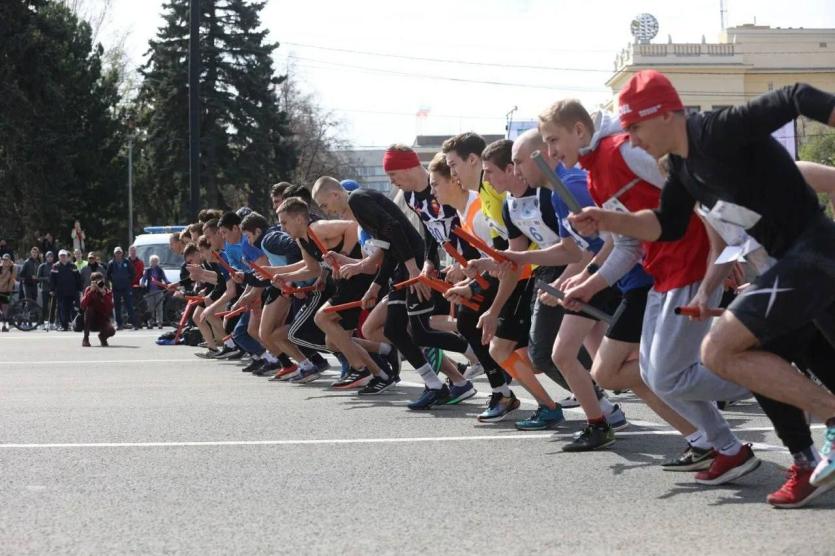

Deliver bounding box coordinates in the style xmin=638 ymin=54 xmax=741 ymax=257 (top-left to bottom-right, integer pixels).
xmin=618 ymin=70 xmax=684 ymax=128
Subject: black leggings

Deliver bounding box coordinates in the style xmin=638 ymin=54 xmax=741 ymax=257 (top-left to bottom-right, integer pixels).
xmin=755 ymin=324 xmax=835 ymax=454
xmin=384 ymin=302 xmax=428 ymax=369
xmin=410 ymin=311 xmax=469 ymax=353
xmin=457 ymin=308 xmax=508 ymax=390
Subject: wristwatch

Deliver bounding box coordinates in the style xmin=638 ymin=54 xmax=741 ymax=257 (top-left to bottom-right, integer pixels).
xmin=586 ymin=263 xmax=599 ymax=275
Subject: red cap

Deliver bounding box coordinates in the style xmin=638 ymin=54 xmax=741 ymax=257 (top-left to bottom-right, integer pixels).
xmin=383 ymin=148 xmax=421 ymax=172
xmin=618 ymin=70 xmax=683 ymax=128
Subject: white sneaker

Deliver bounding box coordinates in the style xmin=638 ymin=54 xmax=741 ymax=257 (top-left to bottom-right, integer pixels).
xmin=463 ymin=363 xmax=484 ymax=380
xmin=559 ymin=395 xmax=580 ymax=408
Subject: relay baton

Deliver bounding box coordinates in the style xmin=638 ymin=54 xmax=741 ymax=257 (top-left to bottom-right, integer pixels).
xmin=418 ymin=276 xmax=481 ymax=311
xmin=531 ymin=151 xmax=583 ymax=214
xmin=452 ymin=227 xmax=516 ymax=270
xmin=323 ymin=300 xmax=363 ymax=314
xmin=215 ymin=306 xmax=247 ymax=319
xmin=535 ymin=279 xmax=613 ymax=324
xmin=442 ymin=242 xmax=489 ymax=289
xmin=212 ymin=251 xmax=237 ymax=276
xmin=674 ymin=306 xmax=725 ymax=318
xmin=307 ymin=227 xmax=340 ymax=272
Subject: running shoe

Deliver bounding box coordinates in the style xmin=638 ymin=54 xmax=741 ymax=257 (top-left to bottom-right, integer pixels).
xmin=210 ymin=345 xmax=237 ymax=359
xmin=446 ymin=381 xmax=477 ymax=405
xmin=219 ymin=348 xmax=245 ymax=360
xmin=477 ymin=392 xmax=521 ymax=423
xmin=195 ymin=348 xmax=219 ymax=359
xmin=242 ymin=359 xmax=265 ymax=373
xmin=408 ymin=385 xmax=451 ymax=410
xmin=810 ymin=424 xmax=835 ymax=488
xmin=563 ymin=423 xmax=615 ymax=452
xmin=270 ymin=364 xmax=298 ymax=382
xmin=331 ymin=368 xmax=372 ymax=390
xmin=515 ymin=405 xmax=565 ymax=431
xmin=253 ymin=360 xmax=282 ymax=377
xmin=288 ymin=367 xmax=321 ymax=384
xmin=605 ymin=404 xmax=629 ymax=431
xmin=661 ymin=444 xmax=716 ymax=472
xmin=559 ymin=394 xmax=580 ymax=409
xmin=463 ymin=363 xmax=485 ymax=380
xmin=311 ymin=353 xmax=330 ymax=373
xmin=358 ymin=375 xmax=396 ymax=395
xmin=695 ymin=444 xmax=760 ymax=485
xmin=767 ymin=464 xmax=834 ymax=509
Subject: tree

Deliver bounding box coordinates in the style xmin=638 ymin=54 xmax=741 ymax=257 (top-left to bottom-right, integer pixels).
xmin=135 ymin=0 xmax=295 ymax=223
xmin=0 ymin=0 xmax=127 ymax=253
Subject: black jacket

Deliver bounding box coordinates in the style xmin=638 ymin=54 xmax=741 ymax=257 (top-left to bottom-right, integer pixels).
xmin=50 ymin=262 xmax=82 ymax=297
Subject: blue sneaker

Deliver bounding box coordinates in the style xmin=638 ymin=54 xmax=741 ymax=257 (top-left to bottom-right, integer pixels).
xmin=605 ymin=403 xmax=629 ymax=431
xmin=289 ymin=367 xmax=321 ymax=384
xmin=810 ymin=423 xmax=835 ymax=487
xmin=515 ymin=405 xmax=565 ymax=431
xmin=446 ymin=381 xmax=477 ymax=405
xmin=407 ymin=384 xmax=450 ymax=410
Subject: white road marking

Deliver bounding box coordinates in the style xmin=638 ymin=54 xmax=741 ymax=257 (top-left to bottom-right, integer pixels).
xmin=0 ymin=359 xmax=207 ymax=365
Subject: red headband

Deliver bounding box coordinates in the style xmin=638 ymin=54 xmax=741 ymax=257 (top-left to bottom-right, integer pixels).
xmin=383 ymin=149 xmax=421 ymax=172
xmin=618 ymin=70 xmax=683 ymax=128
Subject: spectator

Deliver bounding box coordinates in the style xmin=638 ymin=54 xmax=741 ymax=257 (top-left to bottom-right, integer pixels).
xmin=80 ymin=251 xmax=105 ymax=289
xmin=19 ymin=247 xmax=41 ymax=301
xmin=0 ymin=239 xmax=14 ymax=262
xmin=141 ymin=255 xmax=169 ymax=329
xmin=169 ymin=232 xmax=185 ymax=255
xmin=40 ymin=233 xmax=56 ymax=259
xmin=73 ymin=249 xmax=87 ymax=271
xmin=50 ymin=250 xmax=81 ymax=331
xmin=71 ymin=220 xmax=86 ymax=252
xmin=106 ymin=246 xmax=135 ymax=330
xmin=128 ymin=245 xmax=145 ymax=328
xmin=37 ymin=251 xmax=55 ymax=325
xmin=0 ymin=253 xmax=16 ymax=332
xmin=80 ymin=271 xmax=115 ymax=347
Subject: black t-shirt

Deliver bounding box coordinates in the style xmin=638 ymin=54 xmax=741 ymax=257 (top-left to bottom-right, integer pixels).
xmin=502 ymin=186 xmax=561 ymax=244
xmin=656 ymin=83 xmax=835 ymax=258
xmin=404 ymin=180 xmax=461 ymax=267
xmin=348 ymin=188 xmax=425 ymax=286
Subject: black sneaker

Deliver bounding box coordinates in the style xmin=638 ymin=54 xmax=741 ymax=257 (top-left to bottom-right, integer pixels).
xmin=223 ymin=349 xmax=244 ymax=360
xmin=562 ymin=423 xmax=615 ymax=452
xmin=311 ymin=353 xmax=330 ymax=373
xmin=253 ymin=360 xmax=282 ymax=376
xmin=242 ymin=359 xmax=265 ymax=373
xmin=661 ymin=444 xmax=717 ymax=472
xmin=358 ymin=375 xmax=396 ymax=395
xmin=331 ymin=368 xmax=372 ymax=390
xmin=211 ymin=346 xmax=237 ymax=359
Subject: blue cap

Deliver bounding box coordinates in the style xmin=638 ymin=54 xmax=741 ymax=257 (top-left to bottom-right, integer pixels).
xmin=340 ymin=179 xmax=360 ymax=192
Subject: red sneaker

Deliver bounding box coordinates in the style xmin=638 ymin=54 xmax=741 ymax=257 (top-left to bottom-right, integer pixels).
xmin=767 ymin=464 xmax=834 ymax=509
xmin=270 ymin=364 xmax=298 ymax=382
xmin=695 ymin=443 xmax=760 ymax=485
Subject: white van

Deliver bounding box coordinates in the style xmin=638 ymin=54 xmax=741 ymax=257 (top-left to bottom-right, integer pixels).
xmin=132 ymin=226 xmax=186 ymax=284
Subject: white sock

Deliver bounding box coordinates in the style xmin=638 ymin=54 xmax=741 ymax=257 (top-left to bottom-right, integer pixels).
xmin=493 ymin=385 xmax=512 ymax=397
xmin=224 ymin=339 xmax=235 ymax=348
xmin=465 ymin=345 xmax=476 ymax=360
xmin=378 ymin=342 xmax=392 ymax=356
xmin=718 ymin=438 xmax=743 ymax=456
xmin=377 ymin=369 xmax=389 ymax=380
xmin=598 ymin=397 xmax=615 ymax=415
xmin=263 ymin=352 xmax=278 ymax=363
xmin=299 ymin=359 xmax=313 ymax=370
xmin=451 ymin=377 xmax=468 ymax=387
xmin=686 ymin=431 xmax=711 ymax=450
xmin=417 ymin=363 xmax=444 ymax=389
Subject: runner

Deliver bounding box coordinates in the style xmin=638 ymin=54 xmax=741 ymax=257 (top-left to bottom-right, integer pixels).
xmin=577 ymin=70 xmax=835 ymax=487
xmin=545 ymin=93 xmax=757 ymax=484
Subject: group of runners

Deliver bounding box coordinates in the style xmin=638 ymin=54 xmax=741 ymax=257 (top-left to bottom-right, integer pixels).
xmin=168 ymin=70 xmax=835 ymax=509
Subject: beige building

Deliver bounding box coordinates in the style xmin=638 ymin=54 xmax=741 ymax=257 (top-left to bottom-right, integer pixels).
xmin=605 ymin=24 xmax=835 ymax=114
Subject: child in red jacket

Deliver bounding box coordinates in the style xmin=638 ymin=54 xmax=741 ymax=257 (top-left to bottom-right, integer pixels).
xmin=80 ymin=272 xmax=116 ymax=347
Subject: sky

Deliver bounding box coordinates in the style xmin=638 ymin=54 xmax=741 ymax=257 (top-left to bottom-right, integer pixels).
xmin=98 ymin=0 xmax=835 ymax=147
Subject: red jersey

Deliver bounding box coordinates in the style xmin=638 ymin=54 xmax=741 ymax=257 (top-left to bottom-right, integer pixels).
xmin=579 ymin=133 xmax=709 ymax=292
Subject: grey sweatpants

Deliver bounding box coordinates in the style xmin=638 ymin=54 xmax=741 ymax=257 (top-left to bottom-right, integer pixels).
xmin=640 ymin=281 xmax=750 ymax=450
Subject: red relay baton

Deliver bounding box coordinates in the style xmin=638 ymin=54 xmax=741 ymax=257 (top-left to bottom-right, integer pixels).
xmin=452 ymin=227 xmax=517 ymax=270
xmin=674 ymin=306 xmax=725 ymax=318
xmin=323 ymin=300 xmax=363 ymax=314
xmin=307 ymin=227 xmax=340 ymax=272
xmin=442 ymin=242 xmax=489 ymax=289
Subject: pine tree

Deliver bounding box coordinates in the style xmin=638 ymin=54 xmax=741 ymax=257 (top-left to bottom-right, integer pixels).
xmin=136 ymin=0 xmax=295 ymax=223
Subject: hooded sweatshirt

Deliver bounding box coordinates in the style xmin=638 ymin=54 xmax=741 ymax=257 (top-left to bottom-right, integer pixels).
xmin=578 ymin=112 xmax=709 ymax=292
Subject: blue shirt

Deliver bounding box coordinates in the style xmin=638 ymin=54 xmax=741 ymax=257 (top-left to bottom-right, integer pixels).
xmin=241 ymin=235 xmax=263 ymax=263
xmin=552 ymin=164 xmax=653 ymax=293
xmin=223 ymin=241 xmax=248 ymax=272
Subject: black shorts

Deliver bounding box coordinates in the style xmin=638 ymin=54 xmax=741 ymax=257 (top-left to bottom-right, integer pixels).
xmin=497 ymin=278 xmax=533 ymax=347
xmin=388 ymin=266 xmax=434 ymax=317
xmin=331 ymin=273 xmax=374 ymax=331
xmin=605 ymin=285 xmax=649 ymax=343
xmin=264 ymin=285 xmax=283 ymax=306
xmin=288 ymin=286 xmax=331 ymax=352
xmin=564 ymin=285 xmax=622 ymax=322
xmin=728 ymin=215 xmax=835 ymax=347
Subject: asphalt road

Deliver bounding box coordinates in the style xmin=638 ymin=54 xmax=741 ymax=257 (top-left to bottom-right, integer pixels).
xmin=1 ymin=328 xmax=832 ymax=555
